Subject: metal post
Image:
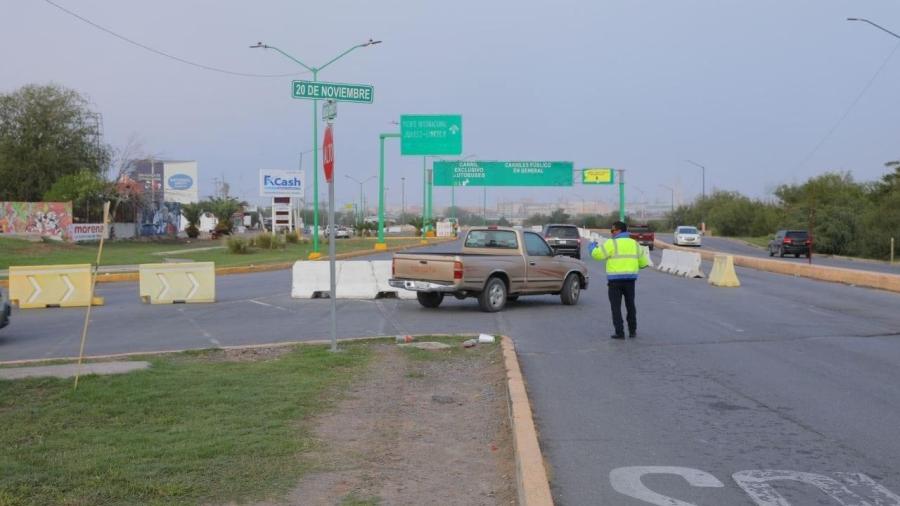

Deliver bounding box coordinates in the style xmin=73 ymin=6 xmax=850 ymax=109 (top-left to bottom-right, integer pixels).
xmin=891 ymin=237 xmax=895 ymax=264
xmin=376 ymin=133 xmax=399 ymax=250
xmin=422 ymin=157 xmax=427 ymax=242
xmin=328 ymin=171 xmax=337 ymax=352
xmin=309 ymin=69 xmax=322 ymax=258
xmin=483 ymin=186 xmax=487 ymax=224
xmin=427 ymin=165 xmax=434 ymax=223
xmin=401 ymin=177 xmax=406 ymax=217
xmin=617 ymin=169 xmax=626 ymax=222
xmin=451 ymin=185 xmax=455 ymax=220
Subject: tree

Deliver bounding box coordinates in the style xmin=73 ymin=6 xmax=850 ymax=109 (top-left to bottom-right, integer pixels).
xmin=0 ymin=84 xmax=110 ymax=201
xmin=43 ymin=170 xmax=113 ymax=222
xmin=180 ymin=202 xmax=203 ymax=238
xmin=205 ymin=196 xmax=244 ymax=234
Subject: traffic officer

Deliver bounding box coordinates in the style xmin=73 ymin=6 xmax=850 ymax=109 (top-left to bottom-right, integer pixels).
xmin=588 ymin=221 xmax=650 ymax=339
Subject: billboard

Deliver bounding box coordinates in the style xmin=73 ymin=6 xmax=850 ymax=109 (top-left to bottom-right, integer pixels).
xmin=0 ymin=202 xmax=73 ymax=240
xmin=138 ymin=201 xmax=181 ymax=237
xmin=260 ymin=170 xmax=304 ymax=197
xmin=163 ymin=161 xmax=199 ymax=204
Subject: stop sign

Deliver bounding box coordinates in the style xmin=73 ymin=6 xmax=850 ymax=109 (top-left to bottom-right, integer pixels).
xmin=322 ymin=124 xmax=334 ymax=183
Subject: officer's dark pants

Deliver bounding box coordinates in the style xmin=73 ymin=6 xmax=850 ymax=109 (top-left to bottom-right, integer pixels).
xmin=607 ymin=279 xmax=636 ymax=336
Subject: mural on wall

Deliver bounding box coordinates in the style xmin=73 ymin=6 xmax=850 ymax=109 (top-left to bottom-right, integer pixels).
xmin=138 ymin=201 xmax=181 ymax=237
xmin=0 ymin=202 xmax=73 ymax=240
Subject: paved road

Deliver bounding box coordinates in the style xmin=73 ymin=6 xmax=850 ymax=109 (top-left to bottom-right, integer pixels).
xmin=661 ymin=233 xmax=900 ymax=275
xmin=3 ymin=242 xmax=900 ymax=505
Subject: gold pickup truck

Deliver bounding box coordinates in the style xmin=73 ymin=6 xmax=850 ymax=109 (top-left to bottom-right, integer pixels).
xmin=389 ymin=227 xmax=589 ymax=312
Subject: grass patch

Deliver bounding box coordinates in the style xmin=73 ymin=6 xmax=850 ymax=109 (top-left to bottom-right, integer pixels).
xmin=734 ymin=236 xmax=770 ymax=249
xmin=0 ymin=236 xmax=425 ymax=272
xmin=0 ymin=344 xmax=371 ymax=505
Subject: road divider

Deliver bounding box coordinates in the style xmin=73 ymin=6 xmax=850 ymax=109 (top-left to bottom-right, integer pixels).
xmin=8 ymin=264 xmax=104 ymax=309
xmin=656 ymin=249 xmax=704 ymax=278
xmin=655 ymin=239 xmax=900 ymax=293
xmin=708 ymin=255 xmax=740 ymax=287
xmin=292 ymin=260 xmax=415 ymax=299
xmin=139 ymin=262 xmax=215 ymax=304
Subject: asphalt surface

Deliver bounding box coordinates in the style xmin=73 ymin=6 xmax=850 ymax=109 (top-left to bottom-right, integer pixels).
xmin=661 ymin=233 xmax=900 ymax=275
xmin=3 ymin=241 xmax=900 ymax=505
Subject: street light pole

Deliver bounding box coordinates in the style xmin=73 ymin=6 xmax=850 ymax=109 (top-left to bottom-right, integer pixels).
xmin=847 ymin=18 xmax=900 ymax=39
xmin=685 ymin=160 xmax=706 ymax=201
xmin=400 ymin=177 xmax=406 ymax=218
xmin=251 ymin=39 xmax=380 ymax=259
xmin=345 ymin=174 xmax=375 ymax=225
xmin=660 ymin=184 xmax=675 ymax=215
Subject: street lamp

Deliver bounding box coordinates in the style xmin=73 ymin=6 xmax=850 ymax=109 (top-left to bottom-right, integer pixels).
xmin=685 ymin=160 xmax=706 ymax=201
xmin=251 ymin=39 xmax=381 ymax=259
xmin=847 ymin=18 xmax=900 ymax=39
xmin=400 ymin=177 xmax=406 ymax=218
xmin=345 ymin=174 xmax=375 ymax=225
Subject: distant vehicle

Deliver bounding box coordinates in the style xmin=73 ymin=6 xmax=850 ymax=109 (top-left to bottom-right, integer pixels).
xmin=542 ymin=224 xmax=582 ymax=259
xmin=335 ymin=227 xmax=351 ymax=239
xmin=1 ymin=288 xmax=10 ymax=330
xmin=673 ymin=226 xmax=702 ymax=247
xmin=769 ymin=230 xmax=810 ymax=258
xmin=390 ymin=226 xmax=589 ymax=312
xmin=629 ymin=224 xmax=655 ymax=250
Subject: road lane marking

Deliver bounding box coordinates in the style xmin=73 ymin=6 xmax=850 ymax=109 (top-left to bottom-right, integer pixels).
xmin=733 ymin=470 xmax=872 ymax=506
xmin=609 ymin=466 xmax=724 ymax=506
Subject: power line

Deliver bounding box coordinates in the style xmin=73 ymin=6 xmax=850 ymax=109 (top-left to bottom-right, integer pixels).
xmin=794 ymin=39 xmax=900 ymax=171
xmin=42 ymin=0 xmax=309 ymax=78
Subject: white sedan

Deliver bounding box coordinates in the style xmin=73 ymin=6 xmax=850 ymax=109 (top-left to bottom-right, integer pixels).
xmin=673 ymin=226 xmax=702 ymax=247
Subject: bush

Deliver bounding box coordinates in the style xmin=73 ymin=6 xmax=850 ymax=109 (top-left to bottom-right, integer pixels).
xmin=255 ymin=232 xmax=283 ymax=249
xmin=226 ymin=236 xmax=250 ymax=254
xmin=284 ymin=231 xmax=299 ymax=244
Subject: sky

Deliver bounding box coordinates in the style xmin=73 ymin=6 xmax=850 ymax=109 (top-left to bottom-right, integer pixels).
xmin=4 ymin=0 xmax=900 ymax=213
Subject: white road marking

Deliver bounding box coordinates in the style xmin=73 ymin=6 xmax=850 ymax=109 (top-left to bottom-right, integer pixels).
xmin=836 ymin=473 xmax=900 ymax=506
xmin=733 ymin=470 xmax=871 ymax=506
xmin=609 ymin=466 xmax=724 ymax=506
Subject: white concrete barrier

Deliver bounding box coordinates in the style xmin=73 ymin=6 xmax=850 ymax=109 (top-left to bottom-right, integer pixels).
xmin=657 ymin=249 xmax=678 ymax=274
xmin=641 ymin=246 xmax=654 ymax=269
xmin=578 ymin=228 xmax=591 ymax=239
xmin=291 ymin=261 xmax=332 ymax=298
xmin=679 ymin=251 xmax=705 ymax=278
xmin=336 ymin=261 xmax=379 ymax=299
xmin=372 ymin=261 xmax=416 ymax=299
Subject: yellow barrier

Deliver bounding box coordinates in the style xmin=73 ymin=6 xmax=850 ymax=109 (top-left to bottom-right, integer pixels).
xmin=8 ymin=264 xmax=104 ymax=309
xmin=139 ymin=262 xmax=215 ymax=304
xmin=708 ymin=255 xmax=741 ymax=287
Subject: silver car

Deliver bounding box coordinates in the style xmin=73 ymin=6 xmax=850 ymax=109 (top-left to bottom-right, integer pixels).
xmin=673 ymin=226 xmax=702 ymax=247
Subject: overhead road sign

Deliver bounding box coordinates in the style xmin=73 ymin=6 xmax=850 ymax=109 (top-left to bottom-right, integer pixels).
xmin=582 ymin=168 xmax=615 ymax=185
xmin=400 ymin=115 xmax=462 ymax=155
xmin=291 ymin=80 xmax=374 ymax=104
xmin=433 ymin=161 xmax=573 ymax=187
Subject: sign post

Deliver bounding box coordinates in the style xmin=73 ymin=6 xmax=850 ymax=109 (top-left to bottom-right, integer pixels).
xmin=376 ymin=133 xmax=401 ymax=249
xmin=322 ymin=124 xmax=338 ymax=352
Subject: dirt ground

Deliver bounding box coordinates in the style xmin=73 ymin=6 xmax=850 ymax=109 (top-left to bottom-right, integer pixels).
xmin=244 ymin=340 xmax=517 ymax=506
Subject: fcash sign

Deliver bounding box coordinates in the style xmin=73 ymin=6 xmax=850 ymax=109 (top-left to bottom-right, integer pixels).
xmin=259 ymin=170 xmax=304 ymax=197
xmin=323 ymin=124 xmax=334 ymax=183
xmin=68 ymin=223 xmax=108 ymax=242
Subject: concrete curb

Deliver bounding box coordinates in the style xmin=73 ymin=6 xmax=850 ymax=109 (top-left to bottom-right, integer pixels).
xmin=654 ymin=239 xmax=900 ymax=294
xmin=0 ymin=238 xmax=454 ymax=288
xmin=501 ymin=335 xmax=555 ymax=506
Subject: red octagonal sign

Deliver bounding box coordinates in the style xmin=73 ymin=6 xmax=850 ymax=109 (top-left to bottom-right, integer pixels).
xmin=322 ymin=124 xmax=334 ymax=183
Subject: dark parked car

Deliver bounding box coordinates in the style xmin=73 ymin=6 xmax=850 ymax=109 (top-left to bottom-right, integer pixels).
xmin=542 ymin=224 xmax=582 ymax=259
xmin=1 ymin=288 xmax=10 ymax=330
xmin=768 ymin=230 xmax=811 ymax=258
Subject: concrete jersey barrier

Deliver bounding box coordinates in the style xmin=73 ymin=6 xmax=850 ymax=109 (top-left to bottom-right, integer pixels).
xmin=8 ymin=264 xmax=104 ymax=309
xmin=708 ymin=255 xmax=741 ymax=287
xmin=139 ymin=262 xmax=216 ymax=304
xmin=655 ymin=239 xmax=900 ymax=293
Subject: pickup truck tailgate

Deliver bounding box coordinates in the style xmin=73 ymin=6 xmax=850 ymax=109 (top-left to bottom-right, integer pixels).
xmin=393 ymin=254 xmax=458 ymax=283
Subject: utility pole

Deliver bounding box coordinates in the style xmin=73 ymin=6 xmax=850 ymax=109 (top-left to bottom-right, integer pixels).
xmin=401 ymin=177 xmax=406 ymax=217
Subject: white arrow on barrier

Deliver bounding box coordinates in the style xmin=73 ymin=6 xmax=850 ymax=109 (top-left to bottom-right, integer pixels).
xmin=186 ymin=273 xmax=199 ymax=299
xmin=156 ymin=273 xmax=170 ymax=300
xmin=60 ymin=275 xmax=75 ymax=302
xmin=26 ymin=275 xmax=42 ymax=304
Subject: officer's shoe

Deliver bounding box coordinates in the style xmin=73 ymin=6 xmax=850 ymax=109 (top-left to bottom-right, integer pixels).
xmin=610 ymin=334 xmax=625 ymax=339
xmin=629 ymin=331 xmax=637 ymax=338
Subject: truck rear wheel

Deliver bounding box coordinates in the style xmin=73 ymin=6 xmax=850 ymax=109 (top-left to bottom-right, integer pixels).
xmin=560 ymin=273 xmax=581 ymax=305
xmin=479 ymin=277 xmax=507 ymax=313
xmin=416 ymin=292 xmax=444 ymax=309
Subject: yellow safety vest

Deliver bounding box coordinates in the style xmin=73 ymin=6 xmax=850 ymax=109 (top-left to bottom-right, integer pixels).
xmin=590 ymin=234 xmax=650 ymax=280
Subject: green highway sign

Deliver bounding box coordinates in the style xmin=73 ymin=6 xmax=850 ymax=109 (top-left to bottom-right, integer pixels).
xmin=400 ymin=115 xmax=462 ymax=155
xmin=292 ymin=80 xmax=374 ymax=104
xmin=582 ymin=168 xmax=615 ymax=185
xmin=433 ymin=161 xmax=573 ymax=187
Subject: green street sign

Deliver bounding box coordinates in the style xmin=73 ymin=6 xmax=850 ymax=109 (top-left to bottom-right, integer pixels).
xmin=400 ymin=115 xmax=462 ymax=155
xmin=292 ymin=80 xmax=374 ymax=104
xmin=582 ymin=168 xmax=615 ymax=185
xmin=433 ymin=161 xmax=573 ymax=187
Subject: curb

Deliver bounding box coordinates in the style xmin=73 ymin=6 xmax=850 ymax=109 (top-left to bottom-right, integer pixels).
xmin=0 ymin=238 xmax=454 ymax=288
xmin=654 ymin=240 xmax=900 ymax=294
xmin=501 ymin=335 xmax=555 ymax=506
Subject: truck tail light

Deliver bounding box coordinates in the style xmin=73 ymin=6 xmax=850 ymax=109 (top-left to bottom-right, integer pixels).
xmin=783 ymin=238 xmax=792 ymax=244
xmin=392 ymin=258 xmax=396 ymax=277
xmin=453 ymin=261 xmax=463 ymax=280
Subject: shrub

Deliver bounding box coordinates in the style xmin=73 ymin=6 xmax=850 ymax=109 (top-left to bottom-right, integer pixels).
xmin=226 ymin=236 xmax=249 ymax=254
xmin=255 ymin=232 xmax=283 ymax=249
xmin=284 ymin=231 xmax=299 ymax=244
